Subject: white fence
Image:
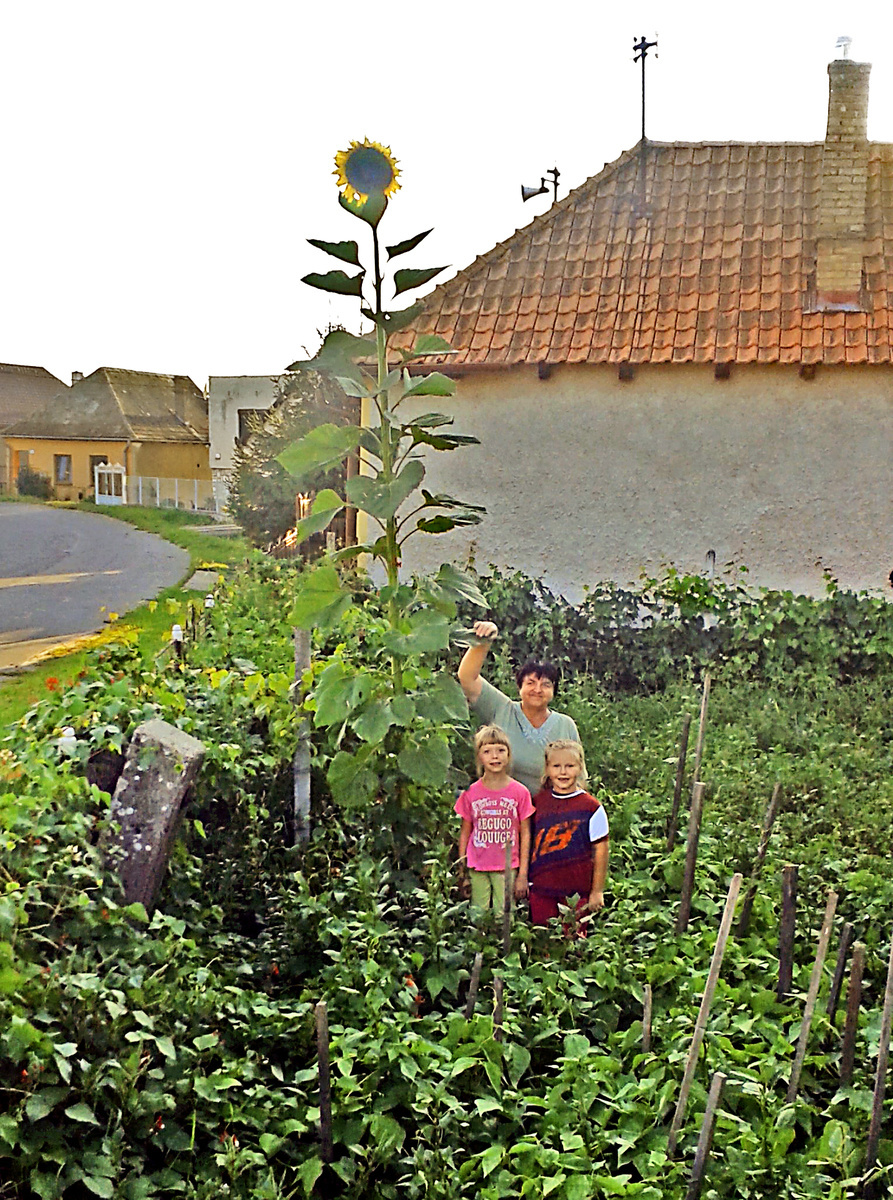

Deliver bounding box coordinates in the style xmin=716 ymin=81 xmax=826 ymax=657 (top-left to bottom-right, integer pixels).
xmin=94 ymin=467 xmax=219 ymax=513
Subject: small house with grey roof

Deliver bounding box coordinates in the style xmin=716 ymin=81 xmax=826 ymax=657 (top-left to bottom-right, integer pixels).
xmin=0 ymin=364 xmax=69 ymax=491
xmin=3 ymin=367 xmax=211 ymax=504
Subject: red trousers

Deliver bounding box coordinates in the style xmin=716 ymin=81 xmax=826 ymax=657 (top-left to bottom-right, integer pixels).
xmin=528 ymin=890 xmax=589 ymax=937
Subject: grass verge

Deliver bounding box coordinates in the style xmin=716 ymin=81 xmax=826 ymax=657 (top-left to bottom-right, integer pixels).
xmin=0 ymin=501 xmax=254 ymax=726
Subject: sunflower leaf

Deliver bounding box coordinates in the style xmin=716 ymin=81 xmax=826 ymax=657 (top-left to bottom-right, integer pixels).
xmin=287 ymin=328 xmax=376 ymax=383
xmin=293 ymin=489 xmax=344 ymax=541
xmin=307 ymin=238 xmax=361 ymax=267
xmin=393 ymin=266 xmax=447 ymax=297
xmin=346 ymin=460 xmax=425 ymax=521
xmin=276 ymin=423 xmax=363 ymax=481
xmin=302 ymin=270 xmax=365 ymax=297
xmin=339 ymin=190 xmax=388 ymax=228
xmin=379 ymin=301 xmax=427 ymax=334
xmin=413 ymin=334 xmax=456 ymax=357
xmin=386 ymin=229 xmax=433 ymax=259
xmin=402 ymin=372 xmax=456 ymax=399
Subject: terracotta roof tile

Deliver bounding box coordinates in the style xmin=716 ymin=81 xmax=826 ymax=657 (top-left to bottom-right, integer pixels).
xmin=398 ymin=140 xmax=893 ymax=367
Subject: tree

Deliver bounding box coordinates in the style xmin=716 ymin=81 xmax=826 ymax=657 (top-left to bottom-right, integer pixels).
xmin=227 ymin=369 xmax=356 ymax=547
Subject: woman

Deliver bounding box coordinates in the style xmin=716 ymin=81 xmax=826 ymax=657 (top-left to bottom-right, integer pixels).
xmin=457 ymin=620 xmax=580 ymax=797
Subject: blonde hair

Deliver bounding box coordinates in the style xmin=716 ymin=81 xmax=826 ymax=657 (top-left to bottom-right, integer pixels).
xmin=474 ymin=725 xmax=512 ymax=775
xmin=542 ymin=739 xmax=588 ymax=788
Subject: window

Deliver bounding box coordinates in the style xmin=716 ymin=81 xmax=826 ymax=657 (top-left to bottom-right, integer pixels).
xmin=54 ymin=455 xmax=72 ymax=485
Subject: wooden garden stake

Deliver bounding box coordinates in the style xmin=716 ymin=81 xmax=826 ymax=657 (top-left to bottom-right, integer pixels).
xmin=493 ymin=976 xmax=504 ymax=1042
xmin=668 ymin=872 xmax=742 ymax=1157
xmin=293 ymin=628 xmax=312 ymax=842
xmin=676 ymin=782 xmax=706 ymax=935
xmin=826 ymin=921 xmax=856 ymax=1022
xmin=315 ymin=1001 xmax=333 ymax=1163
xmin=464 ymin=952 xmax=484 ymax=1020
xmin=777 ymin=864 xmax=799 ymax=1000
xmin=643 ymin=984 xmax=653 ymax=1054
xmin=685 ymin=1071 xmax=727 ymax=1200
xmin=864 ymin=927 xmax=893 ymax=1191
xmin=689 ymin=673 xmax=711 ymax=791
xmin=667 ymin=713 xmax=692 ymax=852
xmin=840 ymin=942 xmax=866 ymax=1087
xmin=502 ymin=838 xmax=513 ymax=956
xmin=786 ymin=890 xmax=838 ymax=1103
xmin=736 ymin=783 xmax=783 ymax=936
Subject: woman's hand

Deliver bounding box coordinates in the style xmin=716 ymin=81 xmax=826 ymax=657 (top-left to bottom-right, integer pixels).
xmin=457 ymin=871 xmax=471 ymax=900
xmin=513 ymin=870 xmax=529 ymax=900
xmin=472 ymin=621 xmax=498 ymax=641
xmin=457 ymin=623 xmax=499 ymax=703
xmin=587 ymin=890 xmax=604 ymax=911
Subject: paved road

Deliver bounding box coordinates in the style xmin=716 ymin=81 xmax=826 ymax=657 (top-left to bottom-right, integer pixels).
xmin=0 ymin=504 xmax=189 ymax=670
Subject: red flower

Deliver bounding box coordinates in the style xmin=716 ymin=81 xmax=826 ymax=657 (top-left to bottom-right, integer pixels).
xmin=45 ymin=677 xmax=59 ymax=692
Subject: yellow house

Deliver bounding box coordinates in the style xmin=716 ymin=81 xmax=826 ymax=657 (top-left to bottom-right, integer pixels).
xmin=3 ymin=367 xmax=211 ymax=504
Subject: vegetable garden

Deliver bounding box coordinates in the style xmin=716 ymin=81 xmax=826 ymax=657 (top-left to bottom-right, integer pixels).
xmin=3 ymin=561 xmax=893 ymax=1199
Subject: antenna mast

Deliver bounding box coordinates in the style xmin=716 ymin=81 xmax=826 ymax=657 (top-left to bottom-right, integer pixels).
xmin=633 ymin=35 xmax=658 ymax=143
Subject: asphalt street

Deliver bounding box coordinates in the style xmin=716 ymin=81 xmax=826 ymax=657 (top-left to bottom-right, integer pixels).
xmin=0 ymin=504 xmax=188 ymax=669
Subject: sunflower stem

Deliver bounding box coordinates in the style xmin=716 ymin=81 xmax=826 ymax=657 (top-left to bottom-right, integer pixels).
xmin=371 ymin=222 xmax=403 ymax=695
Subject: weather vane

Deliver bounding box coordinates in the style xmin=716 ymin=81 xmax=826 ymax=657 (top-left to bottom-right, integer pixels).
xmin=633 ymin=35 xmax=658 ymax=143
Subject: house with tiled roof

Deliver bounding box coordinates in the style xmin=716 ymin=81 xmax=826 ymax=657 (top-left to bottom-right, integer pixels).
xmin=0 ymin=364 xmax=69 ymax=490
xmin=399 ymin=56 xmax=893 ymax=597
xmin=3 ymin=367 xmax=211 ymax=503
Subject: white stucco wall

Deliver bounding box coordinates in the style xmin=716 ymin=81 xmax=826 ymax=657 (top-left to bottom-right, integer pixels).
xmin=400 ymin=363 xmax=893 ymax=600
xmin=207 ymin=375 xmax=279 ymax=508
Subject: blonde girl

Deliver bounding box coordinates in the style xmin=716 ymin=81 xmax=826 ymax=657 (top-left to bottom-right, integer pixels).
xmin=455 ymin=725 xmax=534 ymax=910
xmin=527 ymin=739 xmax=609 ymax=929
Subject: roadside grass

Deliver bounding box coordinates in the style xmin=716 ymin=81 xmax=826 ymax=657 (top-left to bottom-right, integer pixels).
xmin=0 ymin=502 xmax=255 ymax=727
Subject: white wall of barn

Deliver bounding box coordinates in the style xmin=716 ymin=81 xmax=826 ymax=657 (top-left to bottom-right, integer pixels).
xmin=399 ymin=363 xmax=893 ymax=600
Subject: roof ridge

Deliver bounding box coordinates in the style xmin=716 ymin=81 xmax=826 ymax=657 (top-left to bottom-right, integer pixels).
xmin=99 ymin=367 xmax=137 ymax=441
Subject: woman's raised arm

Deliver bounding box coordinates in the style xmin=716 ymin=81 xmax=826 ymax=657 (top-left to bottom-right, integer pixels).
xmin=457 ymin=621 xmax=498 ymax=703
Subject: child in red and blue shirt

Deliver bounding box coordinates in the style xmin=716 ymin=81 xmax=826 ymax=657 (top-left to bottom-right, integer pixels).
xmin=528 ymin=739 xmax=609 ymax=931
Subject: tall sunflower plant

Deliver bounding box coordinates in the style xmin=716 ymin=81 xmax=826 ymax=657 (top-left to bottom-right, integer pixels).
xmin=276 ymin=139 xmax=488 ymax=820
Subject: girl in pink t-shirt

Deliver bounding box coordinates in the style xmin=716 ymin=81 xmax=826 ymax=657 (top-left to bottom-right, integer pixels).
xmin=455 ymin=725 xmax=534 ymax=910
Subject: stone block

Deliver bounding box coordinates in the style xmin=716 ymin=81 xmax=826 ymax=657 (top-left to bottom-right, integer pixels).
xmin=105 ymin=719 xmax=206 ymax=909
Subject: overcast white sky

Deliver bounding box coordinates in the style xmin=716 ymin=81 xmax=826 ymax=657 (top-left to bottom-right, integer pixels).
xmin=2 ymin=1 xmax=893 ymax=391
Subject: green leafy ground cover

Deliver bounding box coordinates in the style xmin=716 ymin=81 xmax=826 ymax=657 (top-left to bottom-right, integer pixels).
xmin=2 ymin=561 xmax=893 ymax=1198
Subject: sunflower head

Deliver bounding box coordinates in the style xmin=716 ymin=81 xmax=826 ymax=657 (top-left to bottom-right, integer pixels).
xmin=334 ymin=139 xmax=400 ymax=225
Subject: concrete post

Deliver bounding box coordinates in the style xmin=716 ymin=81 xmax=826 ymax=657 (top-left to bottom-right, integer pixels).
xmin=105 ymin=718 xmax=205 ymax=909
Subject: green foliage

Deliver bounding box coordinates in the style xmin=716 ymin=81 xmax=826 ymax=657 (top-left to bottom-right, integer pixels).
xmin=3 ymin=562 xmax=893 ymax=1196
xmin=15 ymin=467 xmax=51 ymax=499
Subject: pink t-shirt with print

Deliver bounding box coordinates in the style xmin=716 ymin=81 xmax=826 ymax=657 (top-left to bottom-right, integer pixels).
xmin=455 ymin=779 xmax=535 ymax=872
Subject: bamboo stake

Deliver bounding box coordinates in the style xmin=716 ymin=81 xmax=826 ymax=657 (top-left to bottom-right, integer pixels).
xmin=293 ymin=628 xmax=312 ymax=842
xmin=493 ymin=976 xmax=504 ymax=1042
xmin=777 ymin=865 xmax=798 ymax=1000
xmin=643 ymin=984 xmax=653 ymax=1054
xmin=502 ymin=838 xmax=513 ymax=956
xmin=464 ymin=951 xmax=484 ymax=1020
xmin=689 ymin=673 xmax=711 ymax=792
xmin=826 ymin=922 xmax=856 ymax=1023
xmin=668 ymin=873 xmax=742 ymax=1157
xmin=864 ymin=927 xmax=893 ymax=1190
xmin=676 ymin=783 xmax=706 ymax=935
xmin=736 ymin=783 xmax=783 ymax=936
xmin=315 ymin=1001 xmax=332 ymax=1163
xmin=667 ymin=713 xmax=692 ymax=852
xmin=786 ymin=890 xmax=838 ymax=1103
xmin=840 ymin=942 xmax=866 ymax=1087
xmin=685 ymin=1071 xmax=727 ymax=1200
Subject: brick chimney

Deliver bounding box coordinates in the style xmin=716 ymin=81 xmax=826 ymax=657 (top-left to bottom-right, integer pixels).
xmin=815 ymin=58 xmax=871 ymax=309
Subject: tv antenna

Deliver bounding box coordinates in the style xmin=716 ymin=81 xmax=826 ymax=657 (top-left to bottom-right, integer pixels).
xmin=835 ymin=34 xmax=852 ymax=58
xmin=633 ymin=35 xmax=658 ymax=143
xmin=521 ymin=167 xmax=560 ymax=205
